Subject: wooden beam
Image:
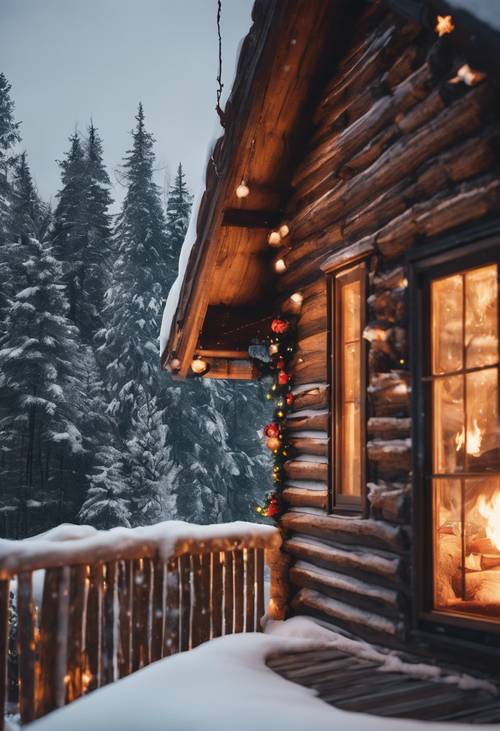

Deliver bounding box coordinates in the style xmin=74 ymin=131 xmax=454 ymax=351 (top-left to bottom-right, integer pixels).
xmin=222 ymin=208 xmax=282 ymax=229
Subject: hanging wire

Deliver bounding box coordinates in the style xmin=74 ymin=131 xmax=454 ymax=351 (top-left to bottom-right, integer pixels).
xmin=215 ymin=0 xmax=225 ymax=126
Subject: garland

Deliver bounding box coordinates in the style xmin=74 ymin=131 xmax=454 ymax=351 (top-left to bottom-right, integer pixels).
xmin=255 ymin=316 xmax=296 ymax=520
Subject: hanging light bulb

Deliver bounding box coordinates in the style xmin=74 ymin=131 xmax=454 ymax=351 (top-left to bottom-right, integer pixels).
xmin=170 ymin=357 xmax=181 ymax=372
xmin=236 ymin=180 xmax=250 ymax=199
xmin=268 ymin=231 xmax=281 ymax=247
xmin=191 ymin=356 xmax=209 ymax=375
xmin=268 ymin=343 xmax=279 ymax=355
xmin=290 ymin=291 xmax=303 ymax=308
xmin=274 ymin=258 xmax=287 ymax=273
xmin=279 ymin=223 xmax=290 ymax=238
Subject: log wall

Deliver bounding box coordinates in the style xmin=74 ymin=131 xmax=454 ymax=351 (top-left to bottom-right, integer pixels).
xmin=277 ymin=1 xmax=500 ymax=651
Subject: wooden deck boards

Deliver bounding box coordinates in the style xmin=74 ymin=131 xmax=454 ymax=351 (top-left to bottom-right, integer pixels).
xmin=267 ymin=650 xmax=500 ymax=723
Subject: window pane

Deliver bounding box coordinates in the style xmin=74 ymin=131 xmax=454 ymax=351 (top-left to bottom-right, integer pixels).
xmin=431 ymin=274 xmax=463 ymax=374
xmin=341 ymin=401 xmax=361 ymax=496
xmin=433 ymin=376 xmax=464 ymax=474
xmin=433 ymin=478 xmax=463 ymax=611
xmin=342 ymin=278 xmax=360 ymax=342
xmin=465 ymin=264 xmax=498 ymax=369
xmin=343 ymin=342 xmax=360 ymax=402
xmin=465 ymin=368 xmax=500 ymax=472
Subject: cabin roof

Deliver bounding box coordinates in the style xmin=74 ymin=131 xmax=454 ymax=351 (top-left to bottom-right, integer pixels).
xmin=159 ymin=0 xmax=500 ymax=380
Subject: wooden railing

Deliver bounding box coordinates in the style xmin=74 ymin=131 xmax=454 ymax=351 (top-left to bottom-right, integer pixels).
xmin=0 ymin=521 xmax=285 ymax=727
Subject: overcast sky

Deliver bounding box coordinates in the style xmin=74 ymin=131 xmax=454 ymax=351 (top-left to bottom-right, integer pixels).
xmin=0 ymin=0 xmax=253 ymax=209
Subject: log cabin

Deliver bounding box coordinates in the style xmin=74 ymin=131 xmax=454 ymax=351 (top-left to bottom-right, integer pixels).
xmin=160 ymin=0 xmax=500 ymax=681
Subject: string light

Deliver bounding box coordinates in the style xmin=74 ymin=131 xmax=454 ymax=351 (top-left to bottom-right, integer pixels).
xmin=170 ymin=358 xmax=181 ymax=372
xmin=191 ymin=356 xmax=209 ymax=375
xmin=236 ymin=180 xmax=250 ymax=198
xmin=435 ymin=15 xmax=454 ymax=36
xmin=275 ymin=258 xmax=287 ymax=273
xmin=279 ymin=223 xmax=290 ymax=238
xmin=268 ymin=231 xmax=281 ymax=247
xmin=290 ymin=292 xmax=303 ymax=308
xmin=449 ymin=64 xmax=486 ymax=87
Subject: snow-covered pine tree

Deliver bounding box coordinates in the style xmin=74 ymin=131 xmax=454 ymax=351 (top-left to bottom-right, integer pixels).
xmin=165 ymin=162 xmax=192 ymax=285
xmin=124 ymin=397 xmax=179 ymax=525
xmin=0 ymin=73 xmax=21 ymax=244
xmin=10 ymin=152 xmax=50 ymax=241
xmin=0 ymin=236 xmax=84 ymax=535
xmin=98 ymin=103 xmax=168 ymax=432
xmin=52 ymin=125 xmax=113 ymax=341
xmin=79 ymin=444 xmax=131 ymax=529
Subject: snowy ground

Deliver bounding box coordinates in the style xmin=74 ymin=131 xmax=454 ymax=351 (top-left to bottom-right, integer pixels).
xmin=17 ymin=617 xmax=498 ymax=731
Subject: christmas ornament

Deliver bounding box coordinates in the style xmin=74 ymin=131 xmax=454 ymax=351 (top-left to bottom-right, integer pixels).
xmin=271 ymin=318 xmax=289 ymax=335
xmin=263 ymin=422 xmax=280 ymax=438
xmin=266 ymin=437 xmax=281 ymax=451
xmin=278 ymin=371 xmax=289 ymax=385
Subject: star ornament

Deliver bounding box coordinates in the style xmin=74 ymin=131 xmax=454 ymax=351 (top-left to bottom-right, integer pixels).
xmin=436 ymin=15 xmax=454 ymax=37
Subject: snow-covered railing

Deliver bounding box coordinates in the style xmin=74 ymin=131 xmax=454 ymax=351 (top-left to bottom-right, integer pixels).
xmin=0 ymin=521 xmax=285 ymax=728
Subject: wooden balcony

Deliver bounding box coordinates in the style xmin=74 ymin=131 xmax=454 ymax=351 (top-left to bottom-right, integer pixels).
xmin=0 ymin=521 xmax=286 ymax=728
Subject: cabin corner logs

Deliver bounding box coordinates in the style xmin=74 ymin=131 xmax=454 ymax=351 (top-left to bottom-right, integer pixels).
xmin=271 ymin=2 xmax=500 ymax=653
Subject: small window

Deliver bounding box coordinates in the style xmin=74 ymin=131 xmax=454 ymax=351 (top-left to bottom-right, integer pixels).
xmin=330 ymin=262 xmax=367 ymax=512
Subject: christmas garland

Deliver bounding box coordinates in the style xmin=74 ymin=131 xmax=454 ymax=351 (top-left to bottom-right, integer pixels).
xmin=254 ymin=316 xmax=296 ymax=520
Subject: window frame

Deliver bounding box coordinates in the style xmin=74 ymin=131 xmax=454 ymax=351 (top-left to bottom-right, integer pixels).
xmin=327 ymin=258 xmax=368 ymax=515
xmin=409 ymin=222 xmax=500 ymax=642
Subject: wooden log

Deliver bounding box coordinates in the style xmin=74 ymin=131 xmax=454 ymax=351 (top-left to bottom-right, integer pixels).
xmin=200 ymin=553 xmax=211 ymax=643
xmin=284 ymin=536 xmax=402 ymax=583
xmin=233 ymin=551 xmax=244 ymax=634
xmin=164 ymin=558 xmax=179 ymax=657
xmin=211 ymin=552 xmax=223 ymax=639
xmin=289 ymin=564 xmax=400 ymax=616
xmin=0 ymin=580 xmax=9 ymax=731
xmin=283 ymin=486 xmax=328 ymax=510
xmin=291 ymin=588 xmax=403 ymax=638
xmin=151 ymin=558 xmax=164 ymax=662
xmin=284 ymin=460 xmax=328 ymax=482
xmin=245 ymin=549 xmax=256 ymax=632
xmin=223 ymin=551 xmax=234 ymax=635
xmin=372 ymin=266 xmax=406 ymax=291
xmin=267 ymin=547 xmax=291 ymax=620
xmin=280 ymin=511 xmax=407 ymax=553
xmin=17 ymin=572 xmax=36 ymax=723
xmin=367 ymin=439 xmax=412 ymax=469
xmin=117 ymin=560 xmax=132 ymax=678
xmin=368 ymin=371 xmax=410 ymax=417
xmin=85 ymin=563 xmax=103 ymax=691
xmin=102 ymin=561 xmax=116 ymax=685
xmin=65 ymin=565 xmax=85 ymax=703
xmin=292 ymin=85 xmax=492 ymax=241
xmin=179 ymin=554 xmax=191 ymax=651
xmin=291 ymin=385 xmax=328 ymax=412
xmin=37 ymin=567 xmax=69 ymax=717
xmin=293 ymin=352 xmax=327 ymax=385
xmin=288 ymin=436 xmax=328 ymax=457
xmin=255 ymin=549 xmax=265 ymax=631
xmin=132 ymin=558 xmax=150 ymax=671
xmin=286 ymin=412 xmax=328 ymax=432
xmin=367 ymin=482 xmax=411 ymax=524
xmin=367 ymin=417 xmax=411 ymax=438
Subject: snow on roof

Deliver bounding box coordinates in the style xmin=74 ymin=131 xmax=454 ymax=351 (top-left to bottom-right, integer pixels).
xmin=26 ymin=617 xmax=496 ymax=731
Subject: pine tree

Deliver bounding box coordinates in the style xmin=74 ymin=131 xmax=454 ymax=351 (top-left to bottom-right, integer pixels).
xmin=98 ymin=103 xmax=168 ymax=431
xmin=10 ymin=152 xmax=50 ymax=241
xmin=165 ymin=163 xmax=192 ymax=285
xmin=52 ymin=125 xmax=112 ymax=341
xmin=79 ymin=445 xmax=131 ymax=529
xmin=0 ymin=73 xmax=21 ymax=243
xmin=0 ymin=236 xmax=83 ymax=535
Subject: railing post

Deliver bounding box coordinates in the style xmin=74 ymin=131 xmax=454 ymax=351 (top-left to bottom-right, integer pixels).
xmin=266 ymin=545 xmax=290 ymax=621
xmin=0 ymin=579 xmax=9 ymax=731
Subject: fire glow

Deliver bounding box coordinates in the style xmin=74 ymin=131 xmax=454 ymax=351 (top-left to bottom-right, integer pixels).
xmin=478 ymin=492 xmax=500 ymax=551
xmin=455 ymin=420 xmax=482 ymax=457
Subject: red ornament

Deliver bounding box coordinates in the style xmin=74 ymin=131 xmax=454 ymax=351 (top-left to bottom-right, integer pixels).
xmin=286 ymin=393 xmax=294 ymax=406
xmin=278 ymin=371 xmax=289 ymax=385
xmin=266 ymin=502 xmax=281 ymax=518
xmin=271 ymin=318 xmax=289 ymax=335
xmin=277 ymin=356 xmax=285 ymax=370
xmin=263 ymin=422 xmax=280 ymax=438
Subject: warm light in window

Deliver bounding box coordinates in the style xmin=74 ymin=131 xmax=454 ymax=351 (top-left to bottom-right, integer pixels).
xmin=275 ymin=258 xmax=287 ymax=273
xmin=268 ymin=231 xmax=281 ymax=247
xmin=236 ymin=180 xmax=250 ymax=198
xmin=435 ymin=15 xmax=454 ymax=36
